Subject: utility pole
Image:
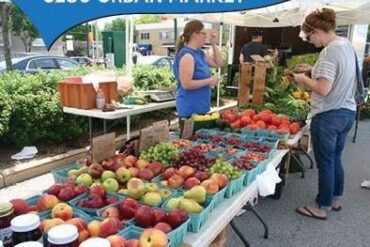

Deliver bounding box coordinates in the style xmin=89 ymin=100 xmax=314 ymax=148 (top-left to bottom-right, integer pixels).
xmin=0 ymin=1 xmax=12 ymax=71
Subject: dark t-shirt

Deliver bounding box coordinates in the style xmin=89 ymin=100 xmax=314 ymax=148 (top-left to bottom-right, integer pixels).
xmin=241 ymin=42 xmax=268 ymax=62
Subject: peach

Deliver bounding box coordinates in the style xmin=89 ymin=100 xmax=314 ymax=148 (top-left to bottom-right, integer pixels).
xmin=107 ymin=235 xmax=126 ymax=247
xmin=40 ymin=218 xmax=65 ymax=233
xmin=135 ymin=159 xmax=149 ymax=170
xmin=101 ymin=207 xmax=121 ymax=220
xmin=210 ymin=174 xmax=229 ymax=189
xmin=87 ymin=220 xmax=101 ymax=237
xmin=168 ymin=174 xmax=184 ymax=188
xmin=125 ymin=155 xmax=138 ymax=167
xmin=178 ymin=165 xmax=195 ymax=179
xmin=78 ymin=229 xmax=90 ymax=243
xmin=125 ymin=239 xmax=140 ymax=247
xmin=67 ymin=218 xmax=88 ymax=232
xmin=129 ymin=167 xmax=140 ymax=177
xmin=99 ymin=218 xmax=121 ymax=238
xmin=163 ymin=167 xmax=177 ymax=180
xmin=51 ymin=203 xmax=73 ymax=221
xmin=37 ymin=194 xmax=60 ymax=211
xmin=201 ymin=179 xmax=219 ymax=195
xmin=139 ymin=228 xmax=168 ymax=247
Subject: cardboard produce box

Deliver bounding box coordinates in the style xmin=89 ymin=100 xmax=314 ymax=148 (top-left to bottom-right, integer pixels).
xmin=58 ymin=76 xmax=117 ymax=109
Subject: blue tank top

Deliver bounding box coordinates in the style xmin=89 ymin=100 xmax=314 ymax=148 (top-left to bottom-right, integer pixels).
xmin=173 ymin=46 xmax=211 ymax=117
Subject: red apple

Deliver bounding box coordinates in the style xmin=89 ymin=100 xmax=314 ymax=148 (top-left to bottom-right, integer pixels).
xmin=166 ymin=210 xmax=188 ymax=229
xmin=37 ymin=194 xmax=60 ymax=211
xmin=47 ymin=184 xmax=64 ymax=197
xmin=194 ymin=171 xmax=209 ymax=182
xmin=58 ymin=187 xmax=76 ymax=201
xmin=147 ymin=162 xmax=164 ymax=176
xmin=137 ymin=169 xmax=155 ymax=181
xmin=125 ymin=155 xmax=138 ymax=167
xmin=123 ymin=198 xmax=140 ymax=210
xmin=89 ymin=163 xmax=104 ymax=179
xmin=183 ymin=177 xmax=201 ymax=190
xmin=119 ymin=204 xmax=136 ymax=219
xmin=51 ymin=202 xmax=73 ymax=221
xmin=106 ymin=196 xmax=119 ymax=205
xmin=90 ymin=185 xmax=107 ymax=198
xmin=201 ymin=179 xmax=219 ymax=195
xmin=10 ymin=199 xmax=29 ymax=215
xmin=134 ymin=206 xmax=154 ymax=228
xmin=152 ymin=208 xmax=166 ymax=224
xmin=163 ymin=168 xmax=177 ymax=180
xmin=154 ymin=222 xmax=172 ymax=234
xmin=73 ymin=185 xmax=89 ymax=196
xmin=79 ymin=194 xmax=105 ymax=209
xmin=128 ymin=167 xmax=140 ymax=177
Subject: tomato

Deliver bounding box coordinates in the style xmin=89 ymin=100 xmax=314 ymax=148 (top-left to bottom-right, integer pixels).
xmin=231 ymin=119 xmax=242 ymax=129
xmin=270 ymin=115 xmax=281 ymax=126
xmin=256 ymin=120 xmax=266 ymax=129
xmin=247 ymin=124 xmax=259 ymax=131
xmin=259 ymin=113 xmax=271 ymax=124
xmin=244 ymin=109 xmax=256 ymax=117
xmin=252 ymin=114 xmax=260 ymax=122
xmin=289 ymin=122 xmax=301 ymax=134
xmin=267 ymin=125 xmax=278 ymax=131
xmin=277 ymin=127 xmax=290 ymax=134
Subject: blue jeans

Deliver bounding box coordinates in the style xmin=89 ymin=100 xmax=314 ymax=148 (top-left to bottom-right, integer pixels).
xmin=311 ymin=108 xmax=355 ymax=207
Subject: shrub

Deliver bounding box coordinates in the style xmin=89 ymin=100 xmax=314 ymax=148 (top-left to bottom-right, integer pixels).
xmin=0 ymin=90 xmax=12 ymax=137
xmin=133 ymin=65 xmax=176 ymax=91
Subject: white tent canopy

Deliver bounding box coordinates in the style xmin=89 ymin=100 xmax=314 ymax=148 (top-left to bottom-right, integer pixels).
xmin=181 ymin=0 xmax=370 ymax=27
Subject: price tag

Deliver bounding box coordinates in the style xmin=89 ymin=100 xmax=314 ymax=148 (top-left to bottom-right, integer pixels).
xmin=153 ymin=120 xmax=169 ymax=142
xmin=92 ymin=132 xmax=116 ymax=163
xmin=139 ymin=127 xmax=156 ymax=152
xmin=181 ymin=118 xmax=194 ymax=139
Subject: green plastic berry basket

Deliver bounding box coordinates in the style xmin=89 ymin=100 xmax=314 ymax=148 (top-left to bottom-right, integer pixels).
xmin=51 ymin=163 xmax=82 ymax=183
xmin=242 ymin=167 xmax=259 ymax=186
xmin=119 ymin=226 xmax=172 ymax=247
xmin=162 ymin=195 xmax=214 ymax=233
xmin=68 ymin=192 xmax=126 ymax=216
xmin=224 ymin=173 xmax=246 ymax=198
xmin=207 ymin=186 xmax=227 ymax=211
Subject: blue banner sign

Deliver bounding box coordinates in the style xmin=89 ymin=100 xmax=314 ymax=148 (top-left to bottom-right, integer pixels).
xmin=12 ymin=0 xmax=285 ymax=49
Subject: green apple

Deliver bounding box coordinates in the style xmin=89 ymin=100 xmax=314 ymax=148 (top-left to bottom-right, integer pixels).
xmin=142 ymin=192 xmax=162 ymax=206
xmin=165 ymin=197 xmax=181 ymax=210
xmin=159 ymin=188 xmax=172 ymax=200
xmin=77 ymin=166 xmax=89 ymax=175
xmin=91 ymin=182 xmax=102 ymax=187
xmin=101 ymin=171 xmax=116 ymax=181
xmin=145 ymin=182 xmax=159 ymax=192
xmin=103 ymin=178 xmax=119 ymax=192
xmin=118 ymin=189 xmax=128 ymax=195
xmin=76 ymin=173 xmax=93 ymax=186
xmin=115 ymin=167 xmax=132 ymax=184
xmin=67 ymin=169 xmax=79 ymax=179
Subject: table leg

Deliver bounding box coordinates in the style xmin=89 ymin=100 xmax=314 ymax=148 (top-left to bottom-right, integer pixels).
xmin=230 ymin=219 xmax=250 ymax=247
xmin=127 ymin=115 xmax=131 ymax=140
xmin=89 ymin=117 xmax=92 ymax=143
xmin=103 ymin=120 xmax=107 ymax=134
xmin=352 ymin=106 xmax=360 ymax=143
xmin=243 ymin=202 xmax=269 ymax=239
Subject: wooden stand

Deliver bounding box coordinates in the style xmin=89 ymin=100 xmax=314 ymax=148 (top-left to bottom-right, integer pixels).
xmin=238 ymin=62 xmax=268 ymax=106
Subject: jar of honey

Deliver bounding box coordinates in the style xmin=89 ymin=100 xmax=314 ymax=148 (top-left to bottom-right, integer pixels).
xmin=47 ymin=224 xmax=79 ymax=247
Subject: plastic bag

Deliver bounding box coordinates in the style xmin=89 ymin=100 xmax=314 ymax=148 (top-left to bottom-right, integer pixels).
xmin=256 ymin=164 xmax=282 ymax=197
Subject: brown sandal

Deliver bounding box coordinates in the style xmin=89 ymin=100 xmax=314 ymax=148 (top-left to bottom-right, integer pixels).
xmin=296 ymin=206 xmax=327 ymax=220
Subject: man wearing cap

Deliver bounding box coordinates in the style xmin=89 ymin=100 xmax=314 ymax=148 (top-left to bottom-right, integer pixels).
xmin=239 ymin=29 xmax=268 ymax=63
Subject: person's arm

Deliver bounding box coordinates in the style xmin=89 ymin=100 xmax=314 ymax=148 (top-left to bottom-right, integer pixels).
xmin=293 ymin=73 xmax=332 ymax=96
xmin=179 ymin=54 xmax=218 ymax=90
xmin=239 ymin=54 xmax=244 ymax=64
xmin=206 ymin=30 xmax=223 ymax=68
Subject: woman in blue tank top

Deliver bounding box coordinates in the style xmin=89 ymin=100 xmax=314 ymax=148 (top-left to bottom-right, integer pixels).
xmin=173 ymin=20 xmax=224 ymax=118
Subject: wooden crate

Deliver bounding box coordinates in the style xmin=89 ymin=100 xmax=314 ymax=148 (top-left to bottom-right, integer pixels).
xmin=238 ymin=62 xmax=268 ymax=106
xmin=58 ymin=81 xmax=117 ymax=109
xmin=209 ymin=229 xmax=228 ymax=247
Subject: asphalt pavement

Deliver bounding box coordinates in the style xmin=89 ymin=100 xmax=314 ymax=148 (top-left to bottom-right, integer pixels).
xmin=226 ymin=120 xmax=370 ymax=247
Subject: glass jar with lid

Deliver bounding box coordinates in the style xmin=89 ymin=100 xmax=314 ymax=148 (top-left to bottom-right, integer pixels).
xmin=79 ymin=237 xmax=110 ymax=247
xmin=0 ymin=202 xmax=14 ymax=247
xmin=47 ymin=224 xmax=79 ymax=247
xmin=11 ymin=214 xmax=42 ymax=245
xmin=14 ymin=241 xmax=44 ymax=247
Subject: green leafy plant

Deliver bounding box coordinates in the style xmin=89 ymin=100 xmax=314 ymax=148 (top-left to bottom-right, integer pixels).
xmin=133 ymin=65 xmax=176 ymax=91
xmin=0 ymin=89 xmax=12 ymax=138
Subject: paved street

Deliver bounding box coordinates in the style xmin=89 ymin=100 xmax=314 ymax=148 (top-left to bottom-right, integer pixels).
xmin=227 ymin=120 xmax=370 ymax=247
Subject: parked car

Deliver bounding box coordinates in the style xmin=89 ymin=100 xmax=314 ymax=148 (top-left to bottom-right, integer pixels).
xmin=69 ymin=56 xmax=96 ymax=66
xmin=0 ymin=55 xmax=80 ymax=73
xmin=136 ymin=55 xmax=174 ymax=67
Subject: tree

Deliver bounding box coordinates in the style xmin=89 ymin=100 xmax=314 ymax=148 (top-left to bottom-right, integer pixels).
xmin=104 ymin=18 xmax=125 ymax=32
xmin=135 ymin=15 xmax=161 ymax=25
xmin=64 ymin=23 xmax=90 ymax=41
xmin=9 ymin=5 xmax=39 ymax=52
xmin=0 ymin=2 xmax=12 ymax=71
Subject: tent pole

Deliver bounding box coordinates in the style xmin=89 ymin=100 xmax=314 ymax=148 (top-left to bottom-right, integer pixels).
xmin=217 ymin=22 xmax=223 ymax=109
xmin=125 ymin=16 xmax=130 ymax=76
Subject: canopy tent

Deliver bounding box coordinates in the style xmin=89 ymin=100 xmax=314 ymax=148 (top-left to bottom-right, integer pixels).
xmin=180 ymin=0 xmax=370 ymax=27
